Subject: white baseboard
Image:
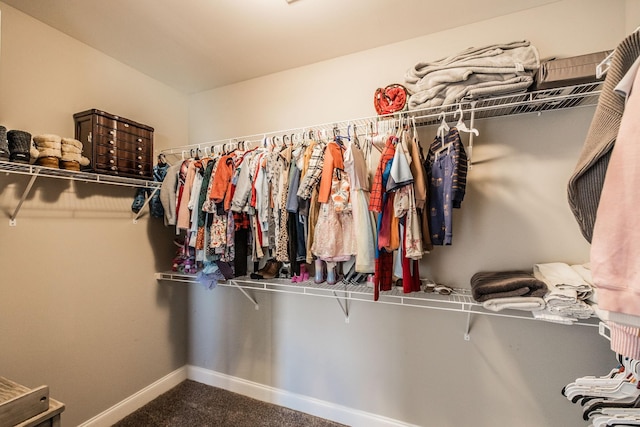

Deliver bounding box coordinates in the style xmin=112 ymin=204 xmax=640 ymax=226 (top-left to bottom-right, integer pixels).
xmin=187 ymin=365 xmax=420 ymax=427
xmin=77 ymin=366 xmax=188 ymax=427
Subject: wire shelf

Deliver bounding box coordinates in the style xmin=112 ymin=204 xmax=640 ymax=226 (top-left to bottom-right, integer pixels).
xmin=160 ymin=82 xmax=602 ymax=155
xmin=155 ymin=272 xmax=599 ymax=327
xmin=0 ymin=161 xmax=161 ymax=189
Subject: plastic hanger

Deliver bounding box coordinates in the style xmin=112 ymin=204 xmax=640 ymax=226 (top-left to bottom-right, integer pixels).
xmin=596 ymin=51 xmax=614 ymax=79
xmin=436 ymin=111 xmax=450 ymax=145
xmin=596 ymin=26 xmax=640 ymax=78
xmin=454 ymin=105 xmax=479 ymax=136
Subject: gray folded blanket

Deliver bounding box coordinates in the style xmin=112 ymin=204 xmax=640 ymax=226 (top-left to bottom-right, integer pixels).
xmin=404 ymin=40 xmax=539 ymax=109
xmin=470 ymin=270 xmax=548 ymax=302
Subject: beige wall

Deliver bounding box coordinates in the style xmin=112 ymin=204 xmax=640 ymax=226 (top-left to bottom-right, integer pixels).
xmin=187 ymin=1 xmax=633 ymax=426
xmin=0 ymin=3 xmax=189 ymax=426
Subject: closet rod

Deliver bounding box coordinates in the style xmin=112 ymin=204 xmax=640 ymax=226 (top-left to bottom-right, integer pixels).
xmin=161 ymin=111 xmax=407 ymax=156
xmin=161 ymin=83 xmax=601 ymax=156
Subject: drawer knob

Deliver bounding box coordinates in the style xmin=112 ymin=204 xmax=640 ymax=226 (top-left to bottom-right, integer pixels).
xmin=109 ymin=140 xmax=114 ymax=145
xmin=137 ymin=147 xmax=143 ymax=151
xmin=139 ymin=171 xmax=144 ymax=175
xmin=137 ymin=164 xmax=143 ymax=169
xmin=109 ymin=130 xmax=115 ymax=135
xmin=137 ymin=156 xmax=142 ymax=160
xmin=137 ymin=138 xmax=142 ymax=142
xmin=110 ymin=166 xmax=117 ymax=171
xmin=123 ymin=123 xmax=129 ymax=128
xmin=109 ymin=159 xmax=115 ymax=164
xmin=109 ymin=149 xmax=115 ymax=154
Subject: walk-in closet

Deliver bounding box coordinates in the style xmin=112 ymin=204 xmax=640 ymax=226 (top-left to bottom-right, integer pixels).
xmin=1 ymin=1 xmax=639 ymax=426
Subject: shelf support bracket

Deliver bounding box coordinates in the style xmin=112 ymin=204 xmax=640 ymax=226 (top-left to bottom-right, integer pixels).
xmin=132 ymin=186 xmax=160 ymax=224
xmin=462 ymin=303 xmax=472 ymax=341
xmin=332 ymin=290 xmax=350 ymax=323
xmin=9 ymin=169 xmax=40 ymax=226
xmin=229 ymin=280 xmax=259 ymax=310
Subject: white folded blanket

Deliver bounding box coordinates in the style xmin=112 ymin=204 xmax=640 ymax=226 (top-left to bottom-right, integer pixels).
xmin=534 ymin=262 xmax=593 ymax=301
xmin=545 ymin=300 xmax=594 ymax=319
xmin=482 ymin=297 xmax=545 ymax=312
xmin=532 ymin=310 xmax=578 ymax=325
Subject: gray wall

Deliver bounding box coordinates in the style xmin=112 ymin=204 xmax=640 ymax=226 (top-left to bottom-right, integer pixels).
xmin=0 ymin=3 xmax=189 ymax=426
xmin=187 ymin=1 xmax=632 ymax=425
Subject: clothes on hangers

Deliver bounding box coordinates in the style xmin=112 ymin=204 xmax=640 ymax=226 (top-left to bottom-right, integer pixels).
xmin=567 ymin=30 xmax=640 ymax=243
xmin=424 ymin=127 xmax=468 ymax=245
xmin=161 ymin=117 xmax=473 ymax=294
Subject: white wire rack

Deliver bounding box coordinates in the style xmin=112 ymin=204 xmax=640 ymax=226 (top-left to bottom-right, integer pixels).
xmin=0 ymin=160 xmax=161 ymax=225
xmin=155 ymin=272 xmax=599 ymax=338
xmin=160 ymin=82 xmax=602 ymax=155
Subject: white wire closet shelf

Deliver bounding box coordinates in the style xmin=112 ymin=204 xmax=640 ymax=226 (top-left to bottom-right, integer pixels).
xmin=155 ymin=271 xmax=599 ymax=338
xmin=0 ymin=160 xmax=160 ymax=188
xmin=160 ymin=82 xmax=602 ymax=155
xmin=0 ymin=160 xmax=161 ymax=225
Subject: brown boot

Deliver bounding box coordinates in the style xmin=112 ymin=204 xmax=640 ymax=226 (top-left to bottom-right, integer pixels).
xmin=250 ymin=259 xmax=282 ymax=280
xmin=260 ymin=260 xmax=282 ymax=279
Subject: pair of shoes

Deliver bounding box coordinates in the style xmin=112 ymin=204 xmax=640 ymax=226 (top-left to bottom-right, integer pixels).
xmin=291 ymin=264 xmax=310 ymax=283
xmin=250 ymin=259 xmax=282 ymax=280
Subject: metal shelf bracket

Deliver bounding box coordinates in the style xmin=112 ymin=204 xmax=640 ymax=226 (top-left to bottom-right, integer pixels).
xmin=229 ymin=280 xmax=259 ymax=310
xmin=132 ymin=187 xmax=160 ymax=224
xmin=333 ymin=290 xmax=350 ymax=323
xmin=462 ymin=303 xmax=473 ymax=341
xmin=9 ymin=169 xmax=40 ymax=226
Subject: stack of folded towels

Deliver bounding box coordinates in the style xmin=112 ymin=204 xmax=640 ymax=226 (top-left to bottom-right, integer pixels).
xmin=470 ymin=263 xmax=595 ymax=324
xmin=404 ymin=40 xmax=540 ymax=110
xmin=532 ymin=262 xmax=594 ymax=324
xmin=470 ymin=270 xmax=548 ymax=312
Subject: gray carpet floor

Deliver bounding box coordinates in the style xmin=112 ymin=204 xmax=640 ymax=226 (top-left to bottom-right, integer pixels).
xmin=112 ymin=380 xmax=348 ymax=427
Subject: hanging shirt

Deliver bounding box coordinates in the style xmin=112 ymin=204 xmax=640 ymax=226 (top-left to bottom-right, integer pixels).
xmin=369 ymin=136 xmax=396 ymax=213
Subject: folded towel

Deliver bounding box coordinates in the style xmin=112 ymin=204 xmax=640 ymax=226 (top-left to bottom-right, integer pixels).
xmin=404 ymin=41 xmax=539 ymax=109
xmin=470 ymin=270 xmax=548 ymax=302
xmin=407 ymin=73 xmax=533 ymax=109
xmin=482 ymin=297 xmax=545 ymax=312
xmin=546 ymin=300 xmax=594 ymax=319
xmin=532 ymin=310 xmax=578 ymax=325
xmin=534 ymin=262 xmax=593 ymax=300
xmin=405 ymin=41 xmax=538 ymax=90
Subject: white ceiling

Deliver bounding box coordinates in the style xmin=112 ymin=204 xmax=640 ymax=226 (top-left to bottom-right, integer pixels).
xmin=3 ymin=0 xmax=560 ymax=94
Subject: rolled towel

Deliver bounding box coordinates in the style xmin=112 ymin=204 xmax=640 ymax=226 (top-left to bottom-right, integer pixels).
xmin=470 ymin=270 xmax=548 ymax=302
xmin=482 ymin=297 xmax=545 ymax=312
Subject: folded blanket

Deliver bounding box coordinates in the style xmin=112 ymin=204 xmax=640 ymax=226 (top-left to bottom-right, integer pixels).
xmin=482 ymin=297 xmax=545 ymax=312
xmin=545 ymin=299 xmax=594 ymax=319
xmin=470 ymin=270 xmax=548 ymax=302
xmin=405 ymin=41 xmax=538 ymax=87
xmin=404 ymin=41 xmax=539 ymax=109
xmin=408 ymin=73 xmax=533 ymax=109
xmin=532 ymin=310 xmax=578 ymax=325
xmin=534 ymin=262 xmax=593 ymax=301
